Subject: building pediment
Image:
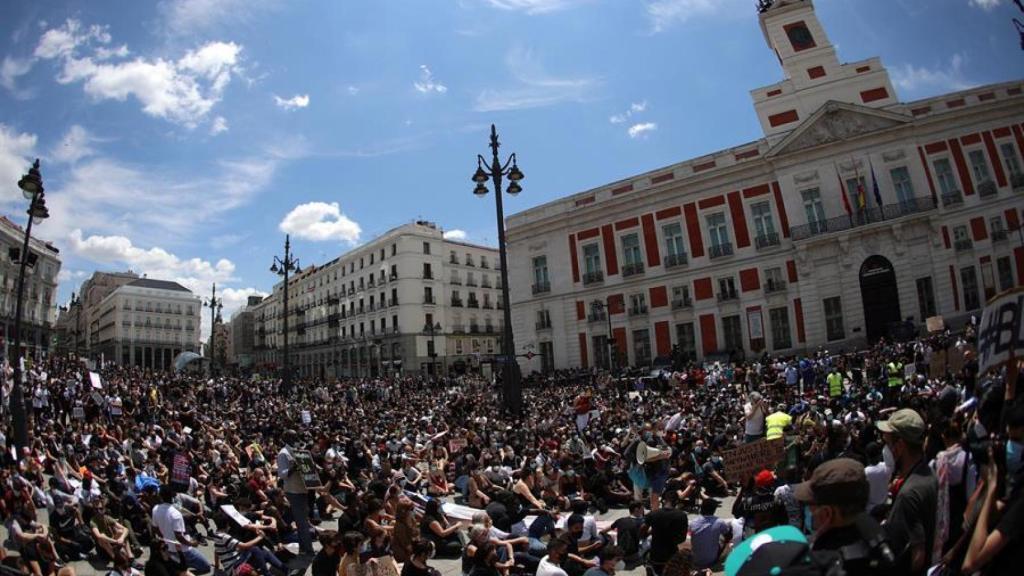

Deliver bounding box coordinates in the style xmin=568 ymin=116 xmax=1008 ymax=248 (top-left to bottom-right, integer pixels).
xmin=766 ymin=101 xmax=911 ymax=158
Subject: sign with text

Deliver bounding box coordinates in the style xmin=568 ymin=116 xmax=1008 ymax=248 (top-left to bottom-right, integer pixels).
xmin=978 ymin=288 xmax=1024 ymax=375
xmin=220 ymin=504 xmax=252 ymax=528
xmin=926 ymin=316 xmax=945 ymax=333
xmin=721 ymin=437 xmax=785 ymax=484
xmin=448 ymin=438 xmax=468 ymax=454
xmin=292 ymin=449 xmax=323 ymax=490
xmin=89 ymin=372 xmax=103 ymax=390
xmin=171 ymin=453 xmax=190 ymax=485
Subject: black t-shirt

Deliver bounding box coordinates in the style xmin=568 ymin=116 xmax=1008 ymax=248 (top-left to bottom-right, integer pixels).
xmin=812 ymin=524 xmax=891 ymax=576
xmin=883 ymin=462 xmax=937 ymax=576
xmin=610 ymin=516 xmax=641 ymax=556
xmin=645 ymin=507 xmax=688 ymax=564
xmin=401 ymin=561 xmax=440 ymax=576
xmin=991 ymin=493 xmax=1024 ymax=576
xmin=311 ymin=550 xmax=341 ymax=576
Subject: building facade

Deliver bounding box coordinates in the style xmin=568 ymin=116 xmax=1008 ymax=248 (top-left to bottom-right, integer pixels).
xmin=507 ymin=0 xmax=1024 ymax=373
xmin=226 ymin=295 xmax=262 ymax=373
xmin=253 ymin=221 xmax=501 ymax=379
xmin=61 ymin=271 xmax=140 ymax=360
xmin=90 ymin=278 xmax=202 ymax=370
xmin=0 ymin=215 xmax=61 ymax=361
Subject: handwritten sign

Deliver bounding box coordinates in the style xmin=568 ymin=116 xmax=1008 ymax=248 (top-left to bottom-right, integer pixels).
xmin=926 ymin=316 xmax=945 ymax=333
xmin=89 ymin=372 xmax=103 ymax=390
xmin=448 ymin=438 xmax=467 ymax=454
xmin=91 ymin=392 xmax=105 ymax=406
xmin=292 ymin=449 xmax=322 ymax=490
xmin=301 ymin=410 xmax=311 ymax=425
xmin=172 ymin=453 xmax=190 ymax=485
xmin=977 ymin=288 xmax=1024 ymax=374
xmin=350 ymin=557 xmax=399 ymax=576
xmin=220 ymin=504 xmax=252 ymax=527
xmin=72 ymin=405 xmax=85 ymax=420
xmin=721 ymin=438 xmax=785 ymax=484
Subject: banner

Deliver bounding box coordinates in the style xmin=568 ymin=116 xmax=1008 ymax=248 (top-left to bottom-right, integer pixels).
xmin=747 ymin=308 xmax=764 ymax=340
xmin=721 ymin=437 xmax=785 ymax=484
xmin=89 ymin=371 xmax=103 ymax=390
xmin=977 ymin=288 xmax=1024 ymax=374
xmin=292 ymin=449 xmax=323 ymax=489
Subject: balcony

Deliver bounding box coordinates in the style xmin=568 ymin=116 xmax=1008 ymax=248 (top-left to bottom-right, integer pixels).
xmin=764 ymin=279 xmax=787 ymax=294
xmin=587 ymin=311 xmax=607 ymax=323
xmin=450 ymin=298 xmax=463 ymax=307
xmin=717 ymin=290 xmax=739 ymax=302
xmin=992 ymin=229 xmax=1009 ymax=242
xmin=450 ymin=256 xmax=459 ymax=264
xmin=466 ymin=279 xmax=478 ymax=287
xmin=628 ymin=305 xmax=648 ymax=317
xmin=790 ymin=196 xmax=937 ymax=241
xmin=535 ymin=320 xmax=552 ymax=330
xmin=941 ymin=190 xmax=964 ymax=207
xmin=977 ymin=180 xmax=997 ymax=198
xmin=1012 ymin=172 xmax=1024 ymax=192
xmin=389 ymin=273 xmax=398 ymax=281
xmin=708 ymin=243 xmax=734 ymax=259
xmin=450 ymin=278 xmax=462 ymax=286
xmin=423 ymin=271 xmax=434 ymax=280
xmin=465 ymin=259 xmax=475 ymax=267
xmin=485 ymin=325 xmax=496 ymax=334
xmin=388 ymin=298 xmax=398 ymax=307
xmin=621 ymin=262 xmax=645 ymax=277
xmin=481 ymin=280 xmax=492 ymax=289
xmin=583 ymin=271 xmax=604 ymax=285
xmin=424 ymin=296 xmax=436 ymax=305
xmin=532 ymin=281 xmax=551 ymax=295
xmin=663 ymin=253 xmax=688 ymax=269
xmin=367 ymin=279 xmax=376 ymax=288
xmin=671 ymin=298 xmax=693 ymax=310
xmin=482 ymin=302 xmax=493 ymax=309
xmin=755 ymin=232 xmax=781 ymax=250
xmin=357 ymin=306 xmax=365 ymax=315
xmin=481 ymin=261 xmax=490 ymax=269
xmin=469 ymin=324 xmax=480 ymax=334
xmin=451 ymin=323 xmax=465 ymax=333
xmin=954 ymin=238 xmax=974 ymax=251
xmin=467 ymin=299 xmax=480 ymax=309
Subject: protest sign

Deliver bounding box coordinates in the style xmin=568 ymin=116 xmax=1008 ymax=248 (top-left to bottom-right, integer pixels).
xmin=977 ymin=288 xmax=1024 ymax=375
xmin=448 ymin=438 xmax=467 ymax=454
xmin=301 ymin=410 xmax=311 ymax=425
xmin=220 ymin=504 xmax=252 ymax=527
xmin=926 ymin=316 xmax=945 ymax=333
xmin=721 ymin=438 xmax=785 ymax=484
xmin=72 ymin=405 xmax=85 ymax=420
xmin=91 ymin=392 xmax=105 ymax=406
xmin=89 ymin=372 xmax=102 ymax=390
xmin=292 ymin=449 xmax=322 ymax=489
xmin=171 ymin=453 xmax=190 ymax=485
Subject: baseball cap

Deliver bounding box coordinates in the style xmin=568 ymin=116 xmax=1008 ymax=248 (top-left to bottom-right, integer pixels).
xmin=725 ymin=525 xmax=812 ymax=576
xmin=755 ymin=469 xmax=776 ymax=488
xmin=792 ymin=458 xmax=868 ymax=507
xmin=875 ymin=408 xmax=926 ymax=444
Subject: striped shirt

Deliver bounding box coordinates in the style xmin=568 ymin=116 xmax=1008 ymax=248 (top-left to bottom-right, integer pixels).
xmin=213 ymin=532 xmax=244 ymax=573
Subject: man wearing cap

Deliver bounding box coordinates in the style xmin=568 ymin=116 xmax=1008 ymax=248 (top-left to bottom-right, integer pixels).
xmin=876 ymin=409 xmax=936 ymax=576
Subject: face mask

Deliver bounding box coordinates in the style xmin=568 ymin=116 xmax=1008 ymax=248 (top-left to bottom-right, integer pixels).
xmin=882 ymin=445 xmax=895 ymax=470
xmin=614 ymin=561 xmax=626 ymax=572
xmin=1007 ymin=440 xmax=1023 ymax=477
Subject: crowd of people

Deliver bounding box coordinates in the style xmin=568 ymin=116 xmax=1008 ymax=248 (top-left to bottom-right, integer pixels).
xmin=0 ymin=329 xmax=1020 ymax=576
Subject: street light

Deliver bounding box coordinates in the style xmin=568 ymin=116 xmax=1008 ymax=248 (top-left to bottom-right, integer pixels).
xmin=471 ymin=124 xmax=524 ymax=414
xmin=69 ymin=292 xmax=81 ymax=357
xmin=9 ymin=159 xmax=49 ymax=454
xmin=425 ymin=322 xmax=442 ymax=377
xmin=204 ymin=283 xmax=223 ymax=375
xmin=590 ymin=299 xmax=616 ymax=373
xmin=270 ymin=235 xmax=300 ymax=395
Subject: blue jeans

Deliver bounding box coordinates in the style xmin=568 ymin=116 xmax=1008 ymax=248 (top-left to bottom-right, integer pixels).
xmin=179 ymin=547 xmax=212 ymax=575
xmin=241 ymin=546 xmax=285 ymax=576
xmin=286 ymin=491 xmax=314 ymax=554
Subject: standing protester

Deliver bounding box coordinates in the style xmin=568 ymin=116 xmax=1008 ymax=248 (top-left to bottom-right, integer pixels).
xmin=276 ymin=429 xmax=314 ymax=556
xmin=642 ymin=489 xmax=688 ymax=575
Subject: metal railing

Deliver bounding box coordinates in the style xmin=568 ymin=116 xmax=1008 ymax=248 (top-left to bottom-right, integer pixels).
xmin=450 ymin=298 xmax=463 ymax=307
xmin=663 ymin=253 xmax=687 ymax=268
xmin=621 ymin=262 xmax=645 ymax=277
xmin=628 ymin=305 xmax=648 ymax=316
xmin=583 ymin=271 xmax=603 ymax=285
xmin=992 ymin=229 xmax=1009 ymax=242
xmin=764 ymin=280 xmax=787 ymax=294
xmin=671 ymin=298 xmax=693 ymax=310
xmin=717 ymin=290 xmax=739 ymax=302
xmin=977 ymin=180 xmax=997 ymax=198
xmin=790 ymin=196 xmax=937 ymax=241
xmin=755 ymin=232 xmax=780 ymax=250
xmin=588 ymin=312 xmax=607 ymax=323
xmin=532 ymin=282 xmax=551 ymax=294
xmin=954 ymin=239 xmax=973 ymax=251
xmin=467 ymin=300 xmax=480 ymax=308
xmin=708 ymin=242 xmax=734 ymax=259
xmin=941 ymin=190 xmax=964 ymax=207
xmin=535 ymin=320 xmax=552 ymax=330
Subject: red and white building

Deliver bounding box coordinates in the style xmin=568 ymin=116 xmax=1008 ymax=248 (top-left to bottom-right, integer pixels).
xmin=506 ymin=0 xmax=1024 ymax=371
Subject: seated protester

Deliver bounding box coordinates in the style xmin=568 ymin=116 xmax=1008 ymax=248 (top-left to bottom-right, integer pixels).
xmin=602 ymin=501 xmax=644 ymax=564
xmin=311 ymin=532 xmax=341 ymax=576
xmin=558 ymin=515 xmax=598 ymax=576
xmin=400 ymin=540 xmax=442 ymax=576
xmin=641 ymin=489 xmax=688 ymax=576
xmin=392 ymin=500 xmax=418 ymax=564
xmin=336 ymin=499 xmax=364 ymax=535
xmin=426 ymin=462 xmax=451 ymax=497
xmin=144 ymin=537 xmax=188 ymax=576
xmin=89 ymin=499 xmax=142 ymax=563
xmin=363 ymin=497 xmax=393 ymax=559
xmin=536 ymin=539 xmax=570 ymax=576
xmin=9 ymin=505 xmax=63 ymax=576
xmin=468 ymin=467 xmax=493 ymax=508
xmin=211 ymin=513 xmax=286 ymax=576
xmin=338 ymin=532 xmax=367 ymax=576
xmin=569 ymin=500 xmax=604 ymax=553
xmin=581 ymin=545 xmax=624 ymax=576
xmin=420 ymin=498 xmax=463 ymax=558
xmin=48 ymin=498 xmax=94 ymax=561
xmin=466 ymin=537 xmax=511 ymax=576
xmin=731 ymin=470 xmax=787 ymax=538
xmin=469 ymin=511 xmax=541 ymax=573
xmin=687 ymin=499 xmax=731 ymax=572
xmin=110 ymin=479 xmax=150 ymax=544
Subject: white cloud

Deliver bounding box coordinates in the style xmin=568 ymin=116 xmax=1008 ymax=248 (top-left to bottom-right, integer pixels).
xmin=609 ymin=100 xmax=647 ymax=124
xmin=443 ymin=229 xmax=468 ymax=240
xmin=273 ymin=93 xmax=310 ymax=110
xmin=644 ymin=0 xmax=746 ymax=34
xmin=474 ymin=46 xmax=599 ymax=112
xmin=480 ymin=0 xmax=591 ymax=14
xmin=50 ymin=125 xmax=97 ymax=164
xmin=279 ymin=202 xmax=362 ymax=244
xmin=890 ymin=53 xmax=975 ymax=96
xmin=56 ymin=269 xmax=88 ymax=283
xmin=0 ymin=124 xmax=38 ymax=204
xmin=159 ymin=0 xmax=281 ymax=36
xmin=628 ymin=122 xmax=658 ymax=139
xmin=210 ymin=115 xmax=228 ymax=135
xmin=33 ymin=19 xmax=243 ymax=128
xmin=1 ymin=57 xmax=34 ymax=97
xmin=346 ymin=85 xmax=360 ymax=95
xmin=413 ymin=65 xmax=448 ymax=94
xmin=968 ymin=0 xmax=1001 ymax=9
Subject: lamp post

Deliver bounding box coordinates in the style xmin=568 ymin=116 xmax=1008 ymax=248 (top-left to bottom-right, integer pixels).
xmin=69 ymin=292 xmax=81 ymax=357
xmin=590 ymin=299 xmax=616 ymax=373
xmin=9 ymin=159 xmax=50 ymax=454
xmin=425 ymin=322 xmax=442 ymax=377
xmin=472 ymin=124 xmax=525 ymax=414
xmin=270 ymin=235 xmax=300 ymax=395
xmin=204 ymin=283 xmax=223 ymax=375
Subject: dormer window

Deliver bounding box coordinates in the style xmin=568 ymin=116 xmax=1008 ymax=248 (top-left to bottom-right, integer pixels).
xmin=784 ymin=21 xmax=815 ymax=52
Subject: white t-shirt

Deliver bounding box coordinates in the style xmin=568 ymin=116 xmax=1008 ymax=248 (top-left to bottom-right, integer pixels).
xmin=864 ymin=461 xmax=891 ymax=511
xmin=744 ymin=402 xmax=766 ymax=436
xmin=537 ymin=556 xmax=569 ymax=576
xmin=152 ymin=503 xmax=187 ymax=552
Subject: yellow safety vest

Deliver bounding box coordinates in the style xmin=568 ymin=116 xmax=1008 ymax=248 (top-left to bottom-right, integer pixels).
xmin=827 ymin=372 xmax=843 ymax=398
xmin=766 ymin=412 xmax=792 ymax=440
xmin=887 ymin=362 xmax=904 ymax=388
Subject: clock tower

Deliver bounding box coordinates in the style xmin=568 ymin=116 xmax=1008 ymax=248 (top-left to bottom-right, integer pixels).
xmin=751 ymin=0 xmax=898 ymax=141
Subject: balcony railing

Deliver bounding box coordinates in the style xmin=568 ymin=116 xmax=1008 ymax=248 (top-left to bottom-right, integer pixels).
xmin=977 ymin=180 xmax=997 ymax=198
xmin=588 ymin=312 xmax=607 ymax=323
xmin=991 ymin=229 xmax=1009 ymax=242
xmin=1012 ymin=172 xmax=1024 ymax=192
xmin=583 ymin=271 xmax=604 ymax=285
xmin=708 ymin=243 xmax=734 ymax=259
xmin=790 ymin=196 xmax=937 ymax=241
xmin=450 ymin=278 xmax=462 ymax=285
xmin=755 ymin=232 xmax=780 ymax=250
xmin=481 ymin=280 xmax=492 ymax=288
xmin=717 ymin=290 xmax=739 ymax=302
xmin=954 ymin=238 xmax=974 ymax=251
xmin=481 ymin=261 xmax=490 ymax=269
xmin=663 ymin=253 xmax=688 ymax=268
xmin=424 ymin=296 xmax=436 ymax=305
xmin=388 ymin=298 xmax=398 ymax=307
xmin=764 ymin=279 xmax=787 ymax=294
xmin=621 ymin=262 xmax=645 ymax=277
xmin=941 ymin=190 xmax=964 ymax=207
xmin=482 ymin=303 xmax=493 ymax=309
xmin=451 ymin=324 xmax=465 ymax=333
xmin=467 ymin=300 xmax=480 ymax=308
xmin=628 ymin=305 xmax=648 ymax=316
xmin=423 ymin=271 xmax=433 ymax=280
xmin=671 ymin=298 xmax=693 ymax=310
xmin=450 ymin=298 xmax=463 ymax=307
xmin=535 ymin=320 xmax=552 ymax=330
xmin=532 ymin=282 xmax=551 ymax=295
xmin=466 ymin=279 xmax=478 ymax=287
xmin=469 ymin=325 xmax=480 ymax=333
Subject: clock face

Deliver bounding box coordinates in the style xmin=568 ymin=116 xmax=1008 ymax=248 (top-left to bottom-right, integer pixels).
xmin=786 ymin=23 xmax=815 ymax=51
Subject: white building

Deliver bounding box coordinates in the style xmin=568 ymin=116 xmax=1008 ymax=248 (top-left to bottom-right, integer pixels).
xmin=0 ymin=215 xmax=61 ymax=361
xmin=91 ymin=278 xmax=202 ymax=370
xmin=507 ymin=0 xmax=1024 ymax=372
xmin=253 ymin=221 xmax=501 ymax=379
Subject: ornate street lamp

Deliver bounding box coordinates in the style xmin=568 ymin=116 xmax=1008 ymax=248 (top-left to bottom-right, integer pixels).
xmin=425 ymin=322 xmax=442 ymax=377
xmin=590 ymin=299 xmax=617 ymax=373
xmin=471 ymin=125 xmax=524 ymax=414
xmin=204 ymin=283 xmax=223 ymax=375
xmin=9 ymin=159 xmax=49 ymax=454
xmin=270 ymin=235 xmax=301 ymax=394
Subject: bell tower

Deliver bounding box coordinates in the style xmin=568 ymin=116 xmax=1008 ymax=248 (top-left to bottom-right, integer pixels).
xmin=751 ymin=0 xmax=898 ymax=141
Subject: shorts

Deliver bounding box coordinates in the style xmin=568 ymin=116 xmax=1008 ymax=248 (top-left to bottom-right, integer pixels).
xmin=649 ymin=469 xmax=669 ymax=493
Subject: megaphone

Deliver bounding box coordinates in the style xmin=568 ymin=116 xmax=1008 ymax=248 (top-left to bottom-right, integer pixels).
xmin=636 ymin=441 xmax=671 ymax=464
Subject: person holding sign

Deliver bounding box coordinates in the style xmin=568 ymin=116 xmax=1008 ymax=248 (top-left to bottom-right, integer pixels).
xmin=276 ymin=429 xmax=314 ymax=556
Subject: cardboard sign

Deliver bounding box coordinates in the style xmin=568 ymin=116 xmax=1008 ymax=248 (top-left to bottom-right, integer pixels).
xmin=292 ymin=449 xmax=322 ymax=489
xmin=926 ymin=316 xmax=945 ymax=333
xmin=977 ymin=288 xmax=1024 ymax=375
xmin=89 ymin=372 xmax=103 ymax=390
xmin=301 ymin=410 xmax=311 ymax=425
xmin=721 ymin=438 xmax=785 ymax=484
xmin=220 ymin=504 xmax=252 ymax=527
xmin=171 ymin=453 xmax=190 ymax=485
xmin=72 ymin=405 xmax=85 ymax=420
xmin=448 ymin=438 xmax=467 ymax=454
xmin=350 ymin=557 xmax=400 ymax=576
xmin=91 ymin=392 xmax=105 ymax=406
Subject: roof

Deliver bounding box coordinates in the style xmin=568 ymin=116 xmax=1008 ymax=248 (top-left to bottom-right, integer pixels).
xmin=126 ymin=278 xmax=192 ymax=292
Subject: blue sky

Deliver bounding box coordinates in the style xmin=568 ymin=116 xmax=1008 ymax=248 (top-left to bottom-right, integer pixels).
xmin=1 ymin=0 xmax=1022 ymax=339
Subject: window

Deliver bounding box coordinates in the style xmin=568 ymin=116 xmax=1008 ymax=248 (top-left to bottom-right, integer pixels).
xmin=450 ymin=250 xmax=458 ymax=263
xmin=751 ymin=202 xmax=777 ymax=239
xmin=801 ymin=188 xmax=826 ymax=231
xmin=621 ymin=233 xmax=643 ymax=269
xmin=916 ymin=277 xmax=937 ymax=321
xmin=1000 ymin=142 xmax=1022 ymax=177
xmin=997 ymin=256 xmax=1014 ymax=291
xmin=583 ymin=244 xmax=602 ymax=274
xmin=823 ymin=297 xmax=845 ymax=341
xmin=422 ymin=242 xmax=431 ymax=254
xmin=845 ymin=176 xmax=866 ymax=210
xmin=424 ymin=286 xmax=434 ymax=304
xmin=890 ymin=166 xmax=914 ymax=205
xmin=481 ymin=255 xmax=488 ymax=268
xmin=769 ymin=307 xmax=791 ymax=350
xmin=968 ymin=150 xmax=991 ymax=183
xmin=455 ymin=339 xmax=463 ymax=355
xmin=718 ymin=277 xmax=737 ymax=300
xmin=991 ymin=216 xmax=1007 ymax=241
xmin=632 ymin=329 xmax=652 ymax=365
xmin=663 ymin=223 xmax=686 ymax=257
xmin=722 ymin=315 xmax=743 ymax=352
xmin=953 ymin=225 xmax=971 ymax=250
xmin=629 ymin=293 xmax=647 ymax=314
xmin=592 ymin=335 xmax=610 ymax=369
xmin=675 ymin=323 xmax=696 ymax=362
xmin=671 ymin=285 xmax=691 ymax=307
xmin=934 ymin=158 xmax=958 ymax=194
xmin=465 ymin=253 xmax=474 ymax=266
xmin=764 ymin=267 xmax=785 ymax=292
xmin=423 ymin=262 xmax=432 ymax=279
xmin=539 ymin=341 xmax=554 ymax=373
xmin=706 ymin=213 xmax=729 ymax=248
xmin=961 ymin=266 xmax=980 ymax=311
xmin=369 ymin=253 xmax=374 ymax=265
xmin=532 ymin=256 xmax=549 ymax=290
xmin=536 ymin=309 xmax=551 ymax=329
